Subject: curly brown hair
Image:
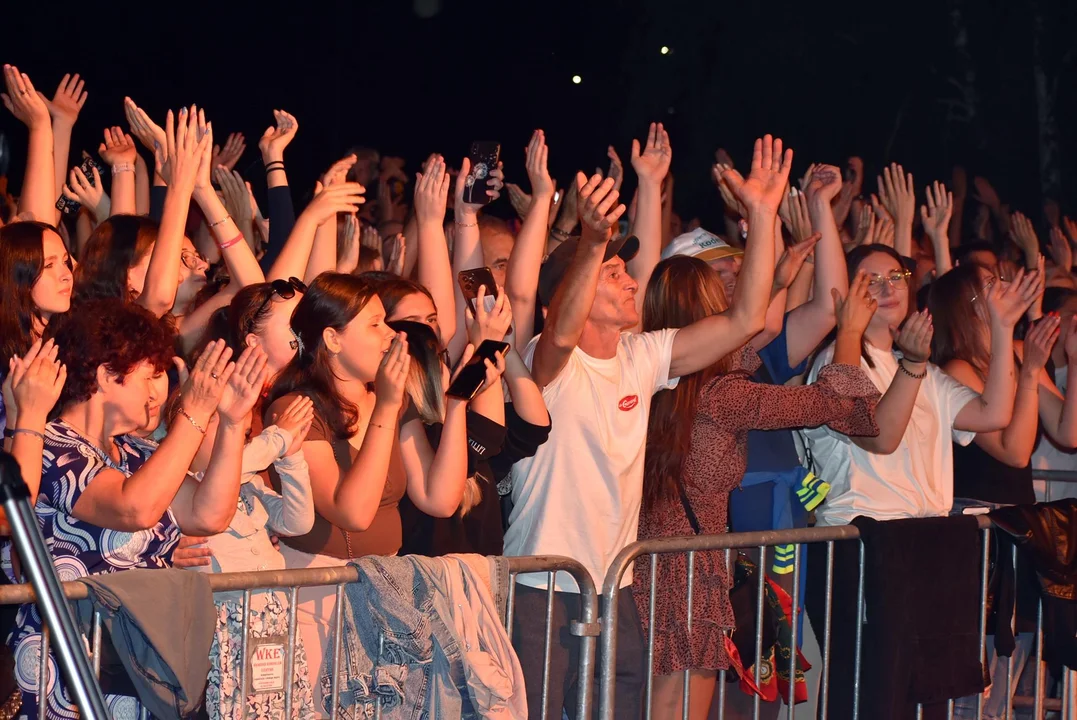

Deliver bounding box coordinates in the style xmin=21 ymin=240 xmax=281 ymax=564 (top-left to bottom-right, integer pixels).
xmin=45 ymin=298 xmax=176 ymax=412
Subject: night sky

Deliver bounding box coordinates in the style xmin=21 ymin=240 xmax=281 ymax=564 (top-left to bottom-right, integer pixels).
xmin=3 ymin=0 xmax=1076 ymax=232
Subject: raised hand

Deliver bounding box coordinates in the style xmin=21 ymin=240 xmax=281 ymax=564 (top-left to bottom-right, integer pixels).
xmin=833 ymin=270 xmax=879 ymax=337
xmin=713 ymin=163 xmax=747 ymax=218
xmin=1063 ymin=216 xmax=1077 ymax=248
xmin=467 ymin=285 xmax=513 ymax=346
xmin=986 ymin=267 xmax=1042 ymax=329
xmin=321 ymin=154 xmax=358 ymax=188
xmin=719 ymin=135 xmax=793 ymax=216
xmin=892 ymin=309 xmax=933 ymax=363
xmin=851 ymin=205 xmax=875 ymax=248
xmin=607 ymin=145 xmax=625 ymax=192
xmin=215 ymin=166 xmax=254 ymax=226
xmin=920 ymin=181 xmax=953 ymax=243
xmin=39 ymin=73 xmax=87 ymax=127
xmin=124 ymin=97 xmax=166 ymax=155
xmin=384 ymin=233 xmax=406 ymax=276
xmin=451 ymin=343 xmax=506 ymax=398
xmin=846 ymin=157 xmax=865 ymax=196
xmin=803 ymin=163 xmax=842 ymax=205
xmin=877 ymin=162 xmax=915 ymax=228
xmin=62 ymin=165 xmax=108 ymax=220
xmin=1023 ymin=315 xmax=1062 ymax=373
xmin=212 ymin=132 xmax=247 ymax=172
xmin=157 ymin=106 xmax=211 ymax=194
xmin=98 ymin=126 xmax=137 ymax=167
xmin=258 ymin=109 xmax=298 ymax=162
xmin=216 ymin=345 xmax=270 ymax=424
xmin=374 ymin=333 xmax=410 ymax=409
xmin=575 ymin=173 xmax=625 ymax=245
xmin=414 ymin=154 xmax=451 ymax=224
xmin=180 ymin=339 xmax=235 ymax=423
xmin=1 ymin=65 xmax=50 ymax=130
xmin=360 ymin=221 xmax=380 ymax=251
xmin=271 ymin=395 xmax=315 ymax=457
xmin=1049 ymin=226 xmax=1073 ymax=274
xmin=779 ymin=186 xmax=813 ymax=244
xmin=973 ymin=176 xmax=1001 ymax=212
xmin=630 ymin=122 xmax=672 ymax=188
xmin=526 ymin=129 xmax=555 ymax=198
xmin=454 ymin=156 xmax=504 ymax=215
xmin=303 ymin=181 xmax=365 ymax=226
xmin=506 ymin=183 xmax=531 ymax=220
xmin=4 ymin=339 xmax=66 ymax=427
xmin=1010 ymin=211 xmax=1040 ymax=260
xmin=774 ymin=233 xmax=820 ymax=290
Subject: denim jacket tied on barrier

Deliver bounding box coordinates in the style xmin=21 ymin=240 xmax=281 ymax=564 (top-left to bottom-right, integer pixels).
xmin=323 ymin=554 xmax=521 ymax=719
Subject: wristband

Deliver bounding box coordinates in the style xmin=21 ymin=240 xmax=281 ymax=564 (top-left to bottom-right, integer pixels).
xmin=265 ymin=162 xmax=285 ymax=173
xmin=3 ymin=428 xmax=45 ymax=441
xmin=217 ymin=233 xmax=244 ymax=250
xmin=898 ymin=358 xmax=928 ymax=380
xmin=177 ymin=408 xmax=207 ymax=434
xmin=111 ymin=163 xmax=135 ymax=175
xmin=208 ymin=214 xmax=232 ymax=229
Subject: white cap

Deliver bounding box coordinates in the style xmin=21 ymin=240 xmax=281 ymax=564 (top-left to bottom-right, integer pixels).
xmin=661 ymin=228 xmax=743 ymax=263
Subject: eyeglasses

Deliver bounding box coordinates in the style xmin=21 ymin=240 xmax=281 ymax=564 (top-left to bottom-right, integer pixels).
xmin=249 ymin=277 xmax=308 ymax=342
xmin=866 ymin=269 xmax=911 ymax=296
xmin=181 ymin=250 xmax=207 ymax=271
xmin=970 ymin=276 xmax=1002 ymax=304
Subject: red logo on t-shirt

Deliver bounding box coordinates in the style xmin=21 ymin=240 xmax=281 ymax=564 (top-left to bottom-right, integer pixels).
xmin=618 ymin=395 xmax=639 ymax=411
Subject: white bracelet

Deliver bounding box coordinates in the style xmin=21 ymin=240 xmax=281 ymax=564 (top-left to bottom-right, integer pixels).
xmin=111 ymin=163 xmax=135 ymax=175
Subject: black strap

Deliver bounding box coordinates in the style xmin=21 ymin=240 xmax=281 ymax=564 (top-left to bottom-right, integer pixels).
xmin=677 ymin=483 xmax=702 ymax=535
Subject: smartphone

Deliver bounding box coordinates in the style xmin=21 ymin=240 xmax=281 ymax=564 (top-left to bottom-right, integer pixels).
xmin=56 ymin=156 xmax=106 ymax=216
xmin=447 ymin=340 xmax=510 ymax=400
xmin=462 ymin=141 xmax=500 ymax=205
xmin=458 ymin=267 xmax=499 ymax=316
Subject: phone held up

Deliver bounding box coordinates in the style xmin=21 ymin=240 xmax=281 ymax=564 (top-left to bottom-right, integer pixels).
xmin=462 ymin=141 xmax=500 ymax=205
xmin=446 ymin=340 xmax=510 ymax=400
xmin=458 ymin=267 xmax=499 ymax=316
xmin=56 ymin=155 xmax=106 ymax=216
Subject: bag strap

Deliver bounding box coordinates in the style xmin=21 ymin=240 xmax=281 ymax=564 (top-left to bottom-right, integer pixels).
xmin=677 ymin=483 xmax=702 ymax=535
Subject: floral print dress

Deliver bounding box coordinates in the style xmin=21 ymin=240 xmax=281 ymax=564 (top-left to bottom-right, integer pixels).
xmin=5 ymin=421 xmax=181 ymax=720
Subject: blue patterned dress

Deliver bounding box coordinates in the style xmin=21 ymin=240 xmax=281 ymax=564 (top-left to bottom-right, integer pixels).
xmin=5 ymin=420 xmax=181 ymax=720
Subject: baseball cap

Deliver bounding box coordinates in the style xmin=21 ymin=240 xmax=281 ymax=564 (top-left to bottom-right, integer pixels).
xmin=538 ymin=234 xmax=640 ymax=307
xmin=661 ymin=228 xmax=743 ymax=263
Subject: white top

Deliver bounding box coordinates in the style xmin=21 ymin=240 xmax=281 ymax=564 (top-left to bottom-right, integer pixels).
xmin=803 ymin=342 xmax=978 ymax=526
xmin=1031 ymin=365 xmax=1077 ymax=502
xmin=505 ymin=329 xmax=680 ymax=592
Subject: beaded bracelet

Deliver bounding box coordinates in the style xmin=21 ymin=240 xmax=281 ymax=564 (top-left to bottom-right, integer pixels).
xmin=898 ymin=359 xmax=927 ymax=380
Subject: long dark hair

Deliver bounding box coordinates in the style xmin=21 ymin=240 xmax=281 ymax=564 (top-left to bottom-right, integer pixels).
xmin=829 ymin=244 xmax=909 ymax=369
xmin=201 ymin=283 xmax=283 ymax=357
xmin=642 ymin=256 xmax=734 ymax=508
xmin=0 ymin=221 xmax=55 ymax=367
xmin=386 ymin=320 xmax=445 ymax=424
xmin=74 ymin=215 xmax=157 ymax=304
xmin=371 ymin=276 xmax=436 ymax=320
xmin=929 ymin=263 xmax=990 ymax=377
xmin=266 ymin=273 xmax=378 ymax=439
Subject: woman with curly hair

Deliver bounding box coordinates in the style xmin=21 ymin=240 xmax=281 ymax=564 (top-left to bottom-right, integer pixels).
xmin=6 ymin=299 xmax=266 ymax=720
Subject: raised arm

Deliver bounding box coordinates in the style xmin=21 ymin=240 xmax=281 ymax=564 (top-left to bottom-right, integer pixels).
xmin=784 ymin=163 xmax=849 ymax=366
xmin=413 ymin=154 xmax=458 ymax=347
xmin=138 ymin=106 xmax=208 ymax=318
xmin=98 ymin=127 xmax=138 ymax=216
xmin=267 ymin=182 xmax=364 ymax=282
xmin=258 ymin=110 xmax=299 ymax=270
xmin=877 ymin=163 xmax=916 ymax=259
xmin=669 ymin=135 xmax=791 ymax=379
xmin=305 ymin=155 xmax=359 ymax=283
xmin=530 ymin=173 xmax=625 ymax=389
xmin=921 ymin=181 xmax=954 ymax=277
xmin=954 ymin=269 xmax=1042 ymax=432
xmin=626 ymin=122 xmax=672 ymax=316
xmin=39 ymin=73 xmax=86 ymax=209
xmin=506 ymin=130 xmax=555 ymax=350
xmin=2 ymin=66 xmax=55 ymax=222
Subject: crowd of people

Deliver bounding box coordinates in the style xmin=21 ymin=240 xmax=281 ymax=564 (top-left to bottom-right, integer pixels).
xmin=0 ymin=60 xmax=1074 ymax=720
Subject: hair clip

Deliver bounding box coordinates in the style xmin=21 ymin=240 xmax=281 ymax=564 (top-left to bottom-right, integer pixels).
xmin=290 ymin=327 xmax=304 ymax=354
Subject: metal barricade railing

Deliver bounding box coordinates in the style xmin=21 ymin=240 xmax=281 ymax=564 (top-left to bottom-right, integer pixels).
xmin=598 ymin=519 xmax=1076 ymax=720
xmin=0 ymin=554 xmax=599 ymax=720
xmin=1032 ymin=468 xmax=1077 ymax=503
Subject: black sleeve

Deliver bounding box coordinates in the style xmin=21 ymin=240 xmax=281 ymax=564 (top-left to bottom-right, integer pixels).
xmin=149 ymin=185 xmax=167 ymax=222
xmin=487 ymin=404 xmax=551 ymax=482
xmin=259 ymin=185 xmax=297 ymax=272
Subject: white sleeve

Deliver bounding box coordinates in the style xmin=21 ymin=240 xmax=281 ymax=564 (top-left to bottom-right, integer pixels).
xmin=521 ymin=333 xmax=580 ymax=406
xmin=802 ymin=344 xmax=852 ymax=446
xmin=241 ymin=425 xmax=292 ymax=476
xmin=250 ymin=449 xmax=315 ymax=537
xmin=624 ymin=328 xmax=680 ymax=394
xmin=930 ymin=366 xmax=979 ymax=446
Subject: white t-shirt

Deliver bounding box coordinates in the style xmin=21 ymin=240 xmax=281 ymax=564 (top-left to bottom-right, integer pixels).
xmin=803 ymin=342 xmax=978 ymax=526
xmin=1031 ymin=365 xmax=1077 ymax=502
xmin=504 ymin=329 xmax=680 ymax=593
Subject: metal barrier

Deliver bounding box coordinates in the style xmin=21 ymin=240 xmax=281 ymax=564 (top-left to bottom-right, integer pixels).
xmin=0 ymin=554 xmax=599 ymax=720
xmin=598 ymin=518 xmax=1077 ymax=720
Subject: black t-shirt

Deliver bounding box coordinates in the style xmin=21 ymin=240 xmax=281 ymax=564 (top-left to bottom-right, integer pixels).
xmin=400 ymin=405 xmax=550 ymax=557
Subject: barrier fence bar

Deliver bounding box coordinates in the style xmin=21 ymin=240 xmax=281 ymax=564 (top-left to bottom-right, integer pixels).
xmin=598 ymin=519 xmax=1012 ymax=720
xmin=0 ymin=554 xmax=599 ymax=719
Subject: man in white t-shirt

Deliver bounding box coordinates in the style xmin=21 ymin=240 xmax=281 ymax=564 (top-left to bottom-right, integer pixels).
xmin=506 ymin=135 xmax=791 ymax=719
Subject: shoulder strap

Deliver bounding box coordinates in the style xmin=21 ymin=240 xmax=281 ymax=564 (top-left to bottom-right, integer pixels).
xmin=677 ymin=483 xmax=702 ymax=535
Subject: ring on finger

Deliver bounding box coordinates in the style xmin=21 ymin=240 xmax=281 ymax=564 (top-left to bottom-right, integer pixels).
xmin=211 ymin=372 xmax=219 ymax=380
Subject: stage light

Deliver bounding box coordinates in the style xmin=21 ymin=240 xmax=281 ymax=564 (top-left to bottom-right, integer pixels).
xmin=660 ymin=46 xmax=669 ymax=54
xmin=572 ymin=75 xmax=582 ymax=84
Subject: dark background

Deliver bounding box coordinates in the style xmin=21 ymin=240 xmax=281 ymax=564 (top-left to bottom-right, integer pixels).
xmin=3 ymin=0 xmax=1076 ymax=230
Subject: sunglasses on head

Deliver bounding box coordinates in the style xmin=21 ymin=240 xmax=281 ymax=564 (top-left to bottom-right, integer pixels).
xmin=248 ymin=277 xmax=308 ymax=334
